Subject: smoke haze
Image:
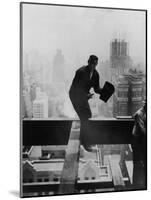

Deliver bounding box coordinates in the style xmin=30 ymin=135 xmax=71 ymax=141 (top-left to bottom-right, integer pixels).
xmin=23 ymin=4 xmax=146 ymax=66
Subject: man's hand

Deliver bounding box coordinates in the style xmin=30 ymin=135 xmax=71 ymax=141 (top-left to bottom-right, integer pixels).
xmin=87 ymin=93 xmax=94 ymax=100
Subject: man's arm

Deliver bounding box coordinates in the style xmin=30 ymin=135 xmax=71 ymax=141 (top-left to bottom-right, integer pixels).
xmin=133 ymin=112 xmax=146 ymax=136
xmin=93 ymin=72 xmax=102 ymax=94
xmin=136 ymin=113 xmax=146 ymax=134
xmin=72 ymin=69 xmax=84 ymax=87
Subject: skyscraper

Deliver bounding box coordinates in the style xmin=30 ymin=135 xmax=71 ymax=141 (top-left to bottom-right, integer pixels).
xmin=113 ymin=76 xmax=129 ymax=117
xmin=110 ymin=39 xmax=132 ymax=84
xmin=33 ymin=87 xmax=48 ymax=118
xmin=52 ymin=49 xmax=65 ymax=83
xmin=113 ymin=70 xmax=144 ymax=117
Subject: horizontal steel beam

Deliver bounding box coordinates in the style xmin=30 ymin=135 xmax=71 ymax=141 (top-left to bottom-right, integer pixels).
xmin=23 ymin=119 xmax=134 ymax=145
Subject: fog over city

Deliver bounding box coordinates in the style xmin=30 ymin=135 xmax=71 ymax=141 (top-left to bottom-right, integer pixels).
xmin=23 ymin=4 xmax=145 ymax=67
xmin=22 ymin=4 xmax=146 ymax=119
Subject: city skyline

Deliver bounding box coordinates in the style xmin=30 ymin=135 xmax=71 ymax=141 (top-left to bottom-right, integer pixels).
xmin=23 ymin=4 xmax=146 ymax=68
xmin=22 ymin=39 xmax=146 ymax=119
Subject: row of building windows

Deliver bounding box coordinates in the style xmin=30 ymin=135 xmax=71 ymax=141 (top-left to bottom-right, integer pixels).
xmin=77 ymin=177 xmax=96 ymax=181
xmin=24 ymin=176 xmax=98 ymax=183
xmin=132 ymin=91 xmax=142 ymax=97
xmin=118 ymin=91 xmax=143 ymax=98
xmin=23 ymin=177 xmax=59 ymax=183
xmin=118 ymin=91 xmax=127 ymax=98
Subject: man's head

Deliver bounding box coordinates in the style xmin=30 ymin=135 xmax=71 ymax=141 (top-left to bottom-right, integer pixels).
xmin=88 ymin=55 xmax=98 ymax=71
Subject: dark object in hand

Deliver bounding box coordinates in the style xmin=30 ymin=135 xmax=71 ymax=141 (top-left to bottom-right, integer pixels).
xmin=99 ymin=81 xmax=115 ymax=103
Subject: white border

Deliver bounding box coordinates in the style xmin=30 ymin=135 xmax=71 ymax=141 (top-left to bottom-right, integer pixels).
xmin=0 ymin=0 xmax=150 ymax=200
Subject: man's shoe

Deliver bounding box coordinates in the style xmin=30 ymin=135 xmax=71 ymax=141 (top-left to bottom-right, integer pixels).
xmin=82 ymin=144 xmax=93 ymax=152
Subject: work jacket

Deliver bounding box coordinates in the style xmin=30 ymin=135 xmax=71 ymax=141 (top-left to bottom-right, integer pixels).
xmin=69 ymin=66 xmax=102 ymax=103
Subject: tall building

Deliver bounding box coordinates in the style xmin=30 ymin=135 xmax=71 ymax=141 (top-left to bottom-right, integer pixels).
xmin=110 ymin=39 xmax=145 ymax=117
xmin=113 ymin=76 xmax=129 ymax=117
xmin=110 ymin=39 xmax=132 ymax=84
xmin=33 ymin=87 xmax=48 ymax=118
xmin=113 ymin=70 xmax=145 ymax=117
xmin=23 ymin=89 xmax=33 ymax=118
xmin=110 ymin=39 xmax=132 ymax=117
xmin=124 ymin=71 xmax=144 ymax=115
xmin=52 ymin=49 xmax=65 ymax=83
xmin=30 ymin=83 xmax=37 ymax=102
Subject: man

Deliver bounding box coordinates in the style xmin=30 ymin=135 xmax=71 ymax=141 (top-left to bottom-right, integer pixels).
xmin=69 ymin=55 xmax=102 ymax=151
xmin=131 ymin=101 xmax=147 ymax=188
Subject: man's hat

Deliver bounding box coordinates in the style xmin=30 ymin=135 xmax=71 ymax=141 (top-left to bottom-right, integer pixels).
xmin=100 ymin=81 xmax=115 ymax=103
xmin=88 ymin=55 xmax=98 ymax=64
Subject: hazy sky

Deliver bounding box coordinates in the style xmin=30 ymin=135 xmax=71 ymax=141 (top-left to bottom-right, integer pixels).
xmin=22 ymin=4 xmax=146 ymax=65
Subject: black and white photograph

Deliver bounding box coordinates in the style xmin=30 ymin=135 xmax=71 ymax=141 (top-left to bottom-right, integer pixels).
xmin=20 ymin=2 xmax=147 ymax=198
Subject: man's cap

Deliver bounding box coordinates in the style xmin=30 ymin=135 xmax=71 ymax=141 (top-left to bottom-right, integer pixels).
xmin=88 ymin=55 xmax=98 ymax=64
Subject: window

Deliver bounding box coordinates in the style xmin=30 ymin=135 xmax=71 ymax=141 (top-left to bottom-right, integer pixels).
xmin=37 ymin=178 xmax=42 ymax=182
xmin=44 ymin=178 xmax=49 ymax=182
xmin=51 ymin=153 xmax=55 ymax=158
xmin=53 ymin=177 xmax=59 ymax=182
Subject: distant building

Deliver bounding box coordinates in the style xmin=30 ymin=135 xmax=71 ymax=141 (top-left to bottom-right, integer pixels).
xmin=30 ymin=83 xmax=37 ymax=102
xmin=23 ymin=160 xmax=64 ymax=183
xmin=23 ymin=158 xmax=110 ymax=184
xmin=113 ymin=76 xmax=129 ymax=116
xmin=97 ymin=60 xmax=111 ymax=85
xmin=23 ymin=146 xmax=111 ymax=184
xmin=78 ymin=160 xmax=100 ymax=180
xmin=110 ymin=39 xmax=132 ymax=84
xmin=113 ymin=70 xmax=145 ymax=117
xmin=23 ymin=146 xmax=33 ymax=159
xmin=52 ymin=49 xmax=65 ymax=83
xmin=124 ymin=71 xmax=144 ymax=115
xmin=110 ymin=39 xmax=132 ymax=117
xmin=41 ymin=146 xmax=66 ymax=159
xmin=23 ymin=89 xmax=33 ymax=118
xmin=33 ymin=87 xmax=48 ymax=118
xmin=33 ymin=99 xmax=48 ymax=118
xmin=110 ymin=38 xmax=146 ymax=117
xmin=28 ymin=146 xmax=42 ymax=160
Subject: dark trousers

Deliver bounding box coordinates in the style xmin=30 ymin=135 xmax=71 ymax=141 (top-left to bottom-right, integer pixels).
xmin=131 ymin=134 xmax=147 ymax=188
xmin=69 ymin=93 xmax=92 ymax=145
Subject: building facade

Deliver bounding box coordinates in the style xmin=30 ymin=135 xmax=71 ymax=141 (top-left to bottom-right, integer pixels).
xmin=110 ymin=39 xmax=132 ymax=84
xmin=33 ymin=87 xmax=48 ymax=118
xmin=113 ymin=71 xmax=145 ymax=117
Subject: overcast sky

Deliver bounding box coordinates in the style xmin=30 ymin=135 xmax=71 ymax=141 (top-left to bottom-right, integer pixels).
xmin=22 ymin=4 xmax=146 ymax=65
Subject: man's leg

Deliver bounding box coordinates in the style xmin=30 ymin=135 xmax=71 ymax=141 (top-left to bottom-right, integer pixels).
xmin=141 ymin=135 xmax=147 ymax=188
xmin=132 ymin=136 xmax=146 ymax=188
xmin=77 ymin=102 xmax=92 ymax=151
xmin=70 ymin=99 xmax=92 ymax=151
